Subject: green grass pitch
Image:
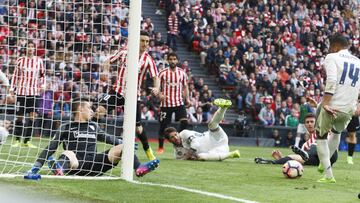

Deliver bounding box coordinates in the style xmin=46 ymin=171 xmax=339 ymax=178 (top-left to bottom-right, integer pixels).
xmin=0 ymin=139 xmax=359 ymax=203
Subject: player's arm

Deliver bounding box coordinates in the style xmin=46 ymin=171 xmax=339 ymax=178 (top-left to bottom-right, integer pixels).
xmin=39 ymin=58 xmax=46 ymax=92
xmin=148 ymin=57 xmax=160 ymax=96
xmin=95 ymin=123 xmax=122 ymax=145
xmin=182 ymin=73 xmax=191 ymax=106
xmin=179 ymin=130 xmax=201 ymax=151
xmin=104 ymin=49 xmax=124 ymax=71
xmin=322 ymin=55 xmax=338 ymax=116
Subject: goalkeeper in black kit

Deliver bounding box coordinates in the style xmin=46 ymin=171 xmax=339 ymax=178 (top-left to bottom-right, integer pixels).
xmin=26 ymin=99 xmax=159 ymax=177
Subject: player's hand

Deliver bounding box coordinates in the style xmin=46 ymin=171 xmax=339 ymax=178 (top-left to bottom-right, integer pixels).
xmin=306 ymin=97 xmax=318 ymax=108
xmin=150 ymin=87 xmax=159 ymax=97
xmin=323 ymin=105 xmax=338 ymax=117
xmin=185 ymin=98 xmax=191 ymax=107
xmin=159 ymin=94 xmax=166 ymax=101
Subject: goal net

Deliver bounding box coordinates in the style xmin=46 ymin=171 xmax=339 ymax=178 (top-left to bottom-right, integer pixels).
xmin=0 ymin=0 xmax=135 ymax=179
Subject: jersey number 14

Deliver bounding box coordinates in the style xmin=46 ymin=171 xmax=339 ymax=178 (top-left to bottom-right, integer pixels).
xmin=339 ymin=62 xmax=359 ymax=87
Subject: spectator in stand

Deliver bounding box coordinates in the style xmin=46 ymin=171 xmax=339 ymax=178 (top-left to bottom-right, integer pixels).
xmin=245 ymin=86 xmax=262 ymax=121
xmin=167 ymin=11 xmax=179 ymax=51
xmin=284 ymin=131 xmax=295 ymax=148
xmin=285 ymin=109 xmax=299 ymax=128
xmin=189 ymin=106 xmax=207 ymax=124
xmin=141 ymin=106 xmax=155 ymax=121
xmin=272 ymin=129 xmax=282 ymax=147
xmin=275 ymin=101 xmax=290 ymax=126
xmin=258 ymin=98 xmax=275 ymax=126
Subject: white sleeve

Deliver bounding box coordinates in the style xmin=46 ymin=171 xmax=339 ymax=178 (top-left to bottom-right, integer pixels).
xmin=179 ymin=130 xmax=200 ymax=151
xmin=324 ymin=54 xmax=337 ymax=94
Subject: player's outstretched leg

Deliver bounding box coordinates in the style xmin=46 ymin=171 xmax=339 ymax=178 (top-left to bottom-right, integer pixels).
xmin=291 ymin=145 xmax=309 ymax=161
xmin=136 ymin=126 xmax=156 ymax=160
xmin=254 ymin=157 xmax=274 ymax=164
xmin=209 ymin=98 xmax=232 ymax=130
xmin=135 ymin=159 xmax=160 ymax=177
xmin=47 ymin=156 xmax=64 ymax=176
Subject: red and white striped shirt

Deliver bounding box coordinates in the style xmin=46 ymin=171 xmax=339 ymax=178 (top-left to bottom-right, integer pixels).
xmin=301 ymin=131 xmax=316 ymax=151
xmin=159 ymin=67 xmax=188 ymax=107
xmin=110 ymin=49 xmax=158 ymax=95
xmin=10 ymin=56 xmax=45 ymax=96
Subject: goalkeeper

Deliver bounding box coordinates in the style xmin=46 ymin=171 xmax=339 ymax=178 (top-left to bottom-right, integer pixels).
xmin=164 ymin=98 xmax=240 ymax=161
xmin=26 ymin=99 xmax=159 ymax=177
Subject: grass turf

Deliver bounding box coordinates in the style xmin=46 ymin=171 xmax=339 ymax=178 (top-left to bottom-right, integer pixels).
xmin=0 ymin=139 xmax=359 ymax=203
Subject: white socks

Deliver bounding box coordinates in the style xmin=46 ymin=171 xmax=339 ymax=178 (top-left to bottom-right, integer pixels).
xmin=317 ymin=139 xmax=333 ymax=178
xmin=208 ymin=108 xmax=226 ymax=131
xmin=295 ymin=136 xmax=301 ymax=147
xmin=328 ymin=131 xmax=341 ymax=157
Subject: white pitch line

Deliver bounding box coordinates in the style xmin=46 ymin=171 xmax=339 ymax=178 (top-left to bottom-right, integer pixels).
xmin=131 ymin=180 xmax=259 ymax=203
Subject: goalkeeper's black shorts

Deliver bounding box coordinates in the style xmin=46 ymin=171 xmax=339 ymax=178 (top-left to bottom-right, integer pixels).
xmin=68 ymin=149 xmax=119 ymax=176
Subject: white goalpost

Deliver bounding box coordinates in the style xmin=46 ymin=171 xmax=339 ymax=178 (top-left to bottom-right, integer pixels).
xmin=121 ymin=0 xmax=141 ymax=181
xmin=0 ymin=0 xmax=141 ymax=180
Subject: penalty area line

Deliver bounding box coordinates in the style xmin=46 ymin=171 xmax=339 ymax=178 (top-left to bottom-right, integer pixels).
xmin=130 ymin=180 xmax=258 ymax=203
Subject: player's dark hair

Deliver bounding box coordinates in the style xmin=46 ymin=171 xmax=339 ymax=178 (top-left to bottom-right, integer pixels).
xmin=72 ymin=97 xmax=91 ymax=114
xmin=164 ymin=127 xmax=177 ymax=140
xmin=304 ymin=113 xmax=316 ymax=121
xmin=168 ymin=52 xmax=178 ymax=59
xmin=140 ymin=30 xmax=150 ymax=37
xmin=329 ymin=34 xmax=349 ymax=48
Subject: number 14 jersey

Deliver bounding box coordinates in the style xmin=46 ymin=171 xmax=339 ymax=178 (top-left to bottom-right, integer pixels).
xmin=324 ymin=49 xmax=360 ymax=113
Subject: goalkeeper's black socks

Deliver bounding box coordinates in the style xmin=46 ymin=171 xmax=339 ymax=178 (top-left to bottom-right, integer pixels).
xmin=348 ymin=143 xmax=355 ymax=156
xmin=137 ymin=130 xmax=150 ymax=151
xmin=23 ymin=119 xmax=34 ymax=144
xmin=158 ymin=138 xmax=164 ymax=149
xmin=14 ymin=119 xmax=23 ymax=141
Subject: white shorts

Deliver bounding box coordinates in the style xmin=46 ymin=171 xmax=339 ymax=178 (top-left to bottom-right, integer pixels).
xmin=297 ymin=123 xmax=307 ymax=134
xmin=208 ymin=127 xmax=229 ymax=153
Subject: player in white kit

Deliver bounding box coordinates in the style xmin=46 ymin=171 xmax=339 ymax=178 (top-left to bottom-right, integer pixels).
xmin=164 ymin=98 xmax=240 ymax=161
xmin=316 ymin=34 xmax=360 ymax=183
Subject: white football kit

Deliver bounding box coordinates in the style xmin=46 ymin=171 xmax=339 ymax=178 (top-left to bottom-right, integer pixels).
xmin=324 ymin=49 xmax=360 ymax=113
xmin=176 ymin=128 xmax=229 ymax=160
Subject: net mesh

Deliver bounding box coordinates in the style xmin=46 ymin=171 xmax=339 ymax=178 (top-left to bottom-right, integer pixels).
xmin=0 ymin=0 xmax=131 ymax=178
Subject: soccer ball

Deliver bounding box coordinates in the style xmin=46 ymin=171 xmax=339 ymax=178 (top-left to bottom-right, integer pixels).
xmin=282 ymin=160 xmax=304 ymax=178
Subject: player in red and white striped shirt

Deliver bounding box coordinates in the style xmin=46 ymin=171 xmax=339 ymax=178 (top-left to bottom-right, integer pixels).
xmin=100 ymin=31 xmax=159 ymax=161
xmin=255 ymin=113 xmax=338 ymax=166
xmin=9 ymin=41 xmax=45 ymax=148
xmin=157 ymin=53 xmax=190 ymax=154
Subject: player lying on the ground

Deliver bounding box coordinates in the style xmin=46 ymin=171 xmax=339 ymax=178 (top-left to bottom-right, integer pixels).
xmin=26 ymin=99 xmax=159 ymax=177
xmin=164 ymin=98 xmax=240 ymax=161
xmin=254 ymin=113 xmax=338 ymax=166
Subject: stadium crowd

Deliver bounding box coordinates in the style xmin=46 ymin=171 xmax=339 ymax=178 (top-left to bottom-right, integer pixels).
xmin=0 ymin=0 xmax=359 ymax=144
xmin=0 ymin=0 xmax=223 ymax=128
xmin=160 ymin=0 xmax=360 ymax=127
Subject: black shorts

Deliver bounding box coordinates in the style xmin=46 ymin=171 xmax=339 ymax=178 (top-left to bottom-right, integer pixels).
xmin=67 ymin=149 xmax=118 ymax=176
xmin=159 ymin=105 xmax=187 ymax=124
xmin=304 ymin=145 xmax=338 ymax=166
xmin=99 ymin=90 xmax=141 ymax=126
xmin=346 ymin=116 xmax=359 ymax=132
xmin=15 ymin=95 xmax=39 ymax=115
